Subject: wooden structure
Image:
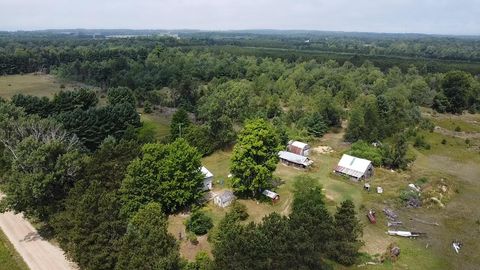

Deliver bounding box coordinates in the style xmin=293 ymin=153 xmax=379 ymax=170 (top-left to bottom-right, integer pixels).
xmin=287 ymin=140 xmax=311 ymax=156
xmin=334 ymin=154 xmax=373 ymax=181
xmin=214 ymin=191 xmax=235 ymax=208
xmin=200 ymin=166 xmax=213 ymax=191
xmin=278 ymin=151 xmax=313 ymax=168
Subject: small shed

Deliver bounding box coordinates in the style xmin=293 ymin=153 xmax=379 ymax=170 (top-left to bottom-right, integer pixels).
xmin=287 ymin=140 xmax=311 ymax=156
xmin=334 ymin=154 xmax=373 ymax=181
xmin=201 ymin=166 xmax=213 ymax=191
xmin=262 ymin=190 xmax=280 ymax=203
xmin=214 ymin=191 xmax=235 ymax=208
xmin=278 ymin=151 xmax=313 ymax=168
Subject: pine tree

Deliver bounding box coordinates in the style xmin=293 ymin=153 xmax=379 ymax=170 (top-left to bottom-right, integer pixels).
xmin=170 ymin=108 xmax=191 ymax=139
xmin=330 ymin=200 xmax=363 ymax=265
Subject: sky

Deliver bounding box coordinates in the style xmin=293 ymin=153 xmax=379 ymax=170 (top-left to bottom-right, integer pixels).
xmin=0 ymin=0 xmax=479 ymax=35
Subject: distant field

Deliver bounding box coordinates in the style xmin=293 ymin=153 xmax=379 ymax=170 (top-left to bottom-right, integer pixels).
xmin=0 ymin=229 xmax=29 ymax=270
xmin=0 ymin=73 xmax=93 ymax=99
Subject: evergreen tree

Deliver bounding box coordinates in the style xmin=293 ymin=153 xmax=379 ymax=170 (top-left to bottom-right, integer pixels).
xmin=290 ymin=176 xmax=333 ymax=262
xmin=107 ymin=86 xmax=137 ymax=107
xmin=330 ymin=200 xmax=363 ymax=266
xmin=170 ymin=108 xmax=191 ymax=139
xmin=52 ymin=139 xmax=140 ymax=270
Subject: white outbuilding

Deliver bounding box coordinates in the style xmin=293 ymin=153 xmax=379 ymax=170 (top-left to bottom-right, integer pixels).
xmin=213 ymin=190 xmax=235 ymax=208
xmin=201 ymin=166 xmax=213 ymax=191
xmin=334 ymin=154 xmax=374 ymax=181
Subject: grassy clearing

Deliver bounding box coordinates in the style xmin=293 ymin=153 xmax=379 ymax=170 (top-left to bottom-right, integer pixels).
xmin=0 ymin=229 xmax=29 ymax=270
xmin=0 ymin=73 xmax=91 ymax=99
xmin=138 ymin=113 xmax=171 ymax=141
xmin=430 ymin=114 xmax=480 ymax=133
xmin=99 ymin=104 xmax=480 ymax=268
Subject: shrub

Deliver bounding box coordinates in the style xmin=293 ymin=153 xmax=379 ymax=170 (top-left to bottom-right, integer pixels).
xmin=454 ymin=126 xmax=462 ymax=132
xmin=415 ymin=177 xmax=429 ymax=186
xmin=399 ymin=189 xmax=421 ymax=207
xmin=230 ymin=202 xmax=249 ymax=221
xmin=143 ymin=101 xmax=153 ymax=114
xmin=185 ymin=210 xmax=213 ymax=235
xmin=441 ymin=139 xmax=447 ymax=145
xmin=348 ymin=140 xmax=383 ymax=166
xmin=187 ymin=232 xmax=198 ymax=245
xmin=465 ymin=139 xmax=470 ymax=145
xmin=413 ymin=135 xmax=431 ymax=150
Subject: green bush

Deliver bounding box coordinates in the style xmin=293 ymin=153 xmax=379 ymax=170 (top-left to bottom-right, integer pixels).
xmin=348 ymin=140 xmax=383 ymax=166
xmin=455 ymin=126 xmax=462 ymax=132
xmin=143 ymin=101 xmax=153 ymax=114
xmin=413 ymin=135 xmax=431 ymax=150
xmin=441 ymin=139 xmax=447 ymax=145
xmin=187 ymin=232 xmax=198 ymax=245
xmin=230 ymin=202 xmax=249 ymax=221
xmin=185 ymin=210 xmax=213 ymax=235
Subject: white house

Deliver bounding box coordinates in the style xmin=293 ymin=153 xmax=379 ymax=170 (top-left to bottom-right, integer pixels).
xmin=278 ymin=150 xmax=313 ymax=168
xmin=334 ymin=154 xmax=373 ymax=181
xmin=214 ymin=190 xmax=235 ymax=208
xmin=287 ymin=140 xmax=311 ymax=156
xmin=201 ymin=166 xmax=213 ymax=191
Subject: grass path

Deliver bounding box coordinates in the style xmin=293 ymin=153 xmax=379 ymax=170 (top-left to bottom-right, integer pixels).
xmin=0 ymin=228 xmax=29 ymax=270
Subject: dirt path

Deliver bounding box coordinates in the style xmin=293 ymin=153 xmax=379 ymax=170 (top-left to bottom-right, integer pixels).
xmin=0 ymin=211 xmax=77 ymax=270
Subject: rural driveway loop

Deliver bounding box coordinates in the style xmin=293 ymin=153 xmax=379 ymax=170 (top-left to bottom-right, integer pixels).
xmin=0 ymin=211 xmax=77 ymax=270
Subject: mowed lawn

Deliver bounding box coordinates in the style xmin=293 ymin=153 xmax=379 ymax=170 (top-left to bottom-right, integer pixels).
xmin=0 ymin=229 xmax=29 ymax=270
xmin=0 ymin=73 xmax=85 ymax=99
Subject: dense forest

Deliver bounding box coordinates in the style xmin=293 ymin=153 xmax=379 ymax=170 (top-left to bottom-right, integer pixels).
xmin=0 ymin=31 xmax=480 ymax=269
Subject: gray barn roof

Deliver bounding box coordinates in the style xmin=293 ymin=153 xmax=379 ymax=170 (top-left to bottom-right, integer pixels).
xmin=217 ymin=190 xmax=235 ymax=203
xmin=278 ymin=151 xmax=312 ymax=166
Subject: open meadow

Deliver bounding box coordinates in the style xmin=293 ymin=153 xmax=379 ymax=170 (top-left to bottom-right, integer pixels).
xmin=0 ymin=73 xmax=95 ymax=99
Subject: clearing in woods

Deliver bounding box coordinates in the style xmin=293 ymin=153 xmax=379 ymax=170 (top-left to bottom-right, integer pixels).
xmin=0 ymin=73 xmax=92 ymax=99
xmin=167 ymin=114 xmax=480 ymax=269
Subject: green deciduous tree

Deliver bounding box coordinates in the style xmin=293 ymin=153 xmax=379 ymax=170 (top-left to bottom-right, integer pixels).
xmin=116 ymin=202 xmax=180 ymax=270
xmin=230 ymin=118 xmax=280 ymax=197
xmin=0 ymin=104 xmax=86 ymax=221
xmin=441 ymin=71 xmax=471 ymax=114
xmin=120 ymin=138 xmax=204 ymax=216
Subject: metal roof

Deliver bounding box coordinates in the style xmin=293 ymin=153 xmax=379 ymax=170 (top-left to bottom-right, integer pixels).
xmin=289 ymin=140 xmax=309 ymax=149
xmin=262 ymin=190 xmax=279 ymax=199
xmin=278 ymin=151 xmax=312 ymax=166
xmin=217 ymin=190 xmax=235 ymax=203
xmin=201 ymin=166 xmax=213 ymax=178
xmin=336 ymin=154 xmax=372 ymax=178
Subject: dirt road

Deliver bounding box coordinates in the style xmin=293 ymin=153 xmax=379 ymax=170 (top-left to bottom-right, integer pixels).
xmin=0 ymin=211 xmax=77 ymax=270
